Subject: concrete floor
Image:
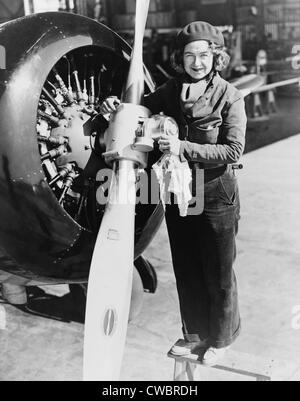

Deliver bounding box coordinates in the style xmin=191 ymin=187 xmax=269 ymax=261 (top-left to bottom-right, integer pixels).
xmin=1 ymin=134 xmax=300 ymax=381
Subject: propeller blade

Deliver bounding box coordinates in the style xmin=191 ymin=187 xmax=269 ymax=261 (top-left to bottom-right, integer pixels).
xmin=83 ymin=0 xmax=150 ymax=382
xmin=122 ymin=0 xmax=150 ymax=104
xmin=83 ymin=162 xmax=136 ymax=381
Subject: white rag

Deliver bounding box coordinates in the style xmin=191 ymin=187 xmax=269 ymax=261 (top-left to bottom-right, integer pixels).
xmin=153 ymin=154 xmax=192 ymax=217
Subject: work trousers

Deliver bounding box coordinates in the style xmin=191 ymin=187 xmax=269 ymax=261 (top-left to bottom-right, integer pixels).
xmin=165 ymin=166 xmax=241 ymax=348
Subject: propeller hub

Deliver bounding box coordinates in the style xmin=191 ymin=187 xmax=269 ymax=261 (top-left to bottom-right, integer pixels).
xmin=103 ymin=103 xmax=151 ymax=168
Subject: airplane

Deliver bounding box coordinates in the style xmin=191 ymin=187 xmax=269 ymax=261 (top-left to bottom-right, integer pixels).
xmin=0 ymin=8 xmax=263 ymax=304
xmin=0 ymin=8 xmax=162 ymax=304
xmin=0 ymin=0 xmax=174 ymax=381
xmin=0 ymin=1 xmax=298 ymax=381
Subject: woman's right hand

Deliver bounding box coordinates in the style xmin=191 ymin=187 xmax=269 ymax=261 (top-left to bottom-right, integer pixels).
xmin=99 ymin=96 xmax=121 ymax=115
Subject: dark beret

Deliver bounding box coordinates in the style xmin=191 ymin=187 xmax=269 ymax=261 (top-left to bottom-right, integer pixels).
xmin=176 ymin=21 xmax=225 ymax=48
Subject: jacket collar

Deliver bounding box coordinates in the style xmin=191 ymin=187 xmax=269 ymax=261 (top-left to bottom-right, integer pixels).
xmin=175 ymin=71 xmax=221 ymax=118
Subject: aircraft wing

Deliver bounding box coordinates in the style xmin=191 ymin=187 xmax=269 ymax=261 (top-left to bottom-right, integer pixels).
xmin=230 ymin=74 xmax=266 ymax=97
xmin=231 ymin=73 xmax=300 ymax=98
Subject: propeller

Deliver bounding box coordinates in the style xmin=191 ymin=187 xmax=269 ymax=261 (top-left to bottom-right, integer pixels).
xmin=83 ymin=0 xmax=151 ymax=382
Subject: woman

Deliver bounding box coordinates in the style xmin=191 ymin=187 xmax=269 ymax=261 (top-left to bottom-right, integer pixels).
xmin=100 ymin=21 xmax=247 ymax=366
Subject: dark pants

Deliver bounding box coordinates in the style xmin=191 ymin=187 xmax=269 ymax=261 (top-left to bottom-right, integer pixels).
xmin=165 ymin=166 xmax=241 ymax=348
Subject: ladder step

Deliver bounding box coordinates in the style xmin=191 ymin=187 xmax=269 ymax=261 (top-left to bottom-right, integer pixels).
xmin=168 ymin=339 xmax=298 ymax=381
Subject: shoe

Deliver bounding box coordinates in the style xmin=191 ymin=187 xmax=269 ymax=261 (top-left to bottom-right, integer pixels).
xmin=170 ymin=339 xmax=208 ymax=357
xmin=202 ymin=346 xmax=230 ymax=366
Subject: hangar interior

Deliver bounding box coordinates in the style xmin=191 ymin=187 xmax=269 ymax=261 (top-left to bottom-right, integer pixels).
xmin=0 ymin=0 xmax=300 ymax=382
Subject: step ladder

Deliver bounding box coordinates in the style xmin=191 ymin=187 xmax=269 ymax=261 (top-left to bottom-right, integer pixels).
xmin=167 ymin=339 xmax=297 ymax=381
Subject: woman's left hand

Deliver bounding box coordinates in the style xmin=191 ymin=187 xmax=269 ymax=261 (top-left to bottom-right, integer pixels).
xmin=158 ymin=135 xmax=181 ymax=156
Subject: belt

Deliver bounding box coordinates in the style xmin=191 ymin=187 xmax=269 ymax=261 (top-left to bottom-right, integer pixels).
xmin=190 ymin=162 xmax=243 ymax=171
xmin=189 ymin=162 xmax=226 ymax=171
xmin=189 ymin=164 xmax=243 ymax=183
xmin=194 ymin=163 xmax=225 ymax=170
xmin=204 ymin=165 xmax=227 ymax=182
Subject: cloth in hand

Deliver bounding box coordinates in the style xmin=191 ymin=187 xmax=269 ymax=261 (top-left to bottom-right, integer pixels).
xmin=153 ymin=154 xmax=192 ymax=217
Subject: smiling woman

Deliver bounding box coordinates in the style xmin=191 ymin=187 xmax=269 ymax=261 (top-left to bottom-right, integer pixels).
xmin=100 ymin=20 xmax=247 ymax=368
xmin=144 ymin=21 xmax=247 ymax=367
xmin=183 ymin=41 xmax=214 ymax=81
xmin=171 ymin=41 xmax=230 ymax=77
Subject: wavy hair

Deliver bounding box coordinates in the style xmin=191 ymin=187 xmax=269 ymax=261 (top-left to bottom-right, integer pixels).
xmin=171 ymin=41 xmax=230 ymax=74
